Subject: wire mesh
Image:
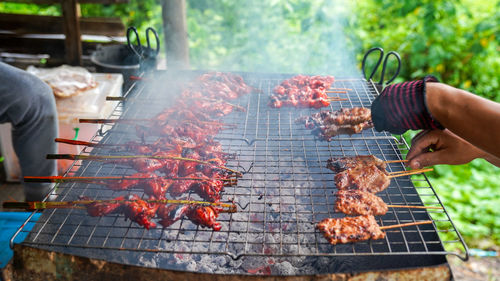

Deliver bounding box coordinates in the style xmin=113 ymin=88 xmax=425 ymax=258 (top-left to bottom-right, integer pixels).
xmin=15 ymin=72 xmax=468 ymax=261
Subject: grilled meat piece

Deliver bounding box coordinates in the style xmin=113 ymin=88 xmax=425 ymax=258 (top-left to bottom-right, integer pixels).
xmin=99 ymin=173 xmax=172 ymax=198
xmin=84 ymin=195 xmax=159 ymax=229
xmin=335 ymin=190 xmax=388 ymax=216
xmin=157 ymin=204 xmax=190 ymax=227
xmin=84 ymin=196 xmax=124 ymax=217
xmin=186 ymin=205 xmax=222 ymax=231
xmin=169 ymin=172 xmax=225 ymax=202
xmin=270 ymin=75 xmax=335 ymax=108
xmin=316 ymin=215 xmax=385 ymax=245
xmin=157 ymin=204 xmax=223 ymax=231
xmin=296 ymin=107 xmax=373 ymax=140
xmin=313 ymin=121 xmax=373 ymax=141
xmin=335 ymin=164 xmax=390 ymax=193
xmin=327 ymin=155 xmax=387 ymax=173
xmin=121 ymin=194 xmax=159 ymax=229
xmin=110 ymin=150 xmax=181 ymax=173
xmin=297 ymin=108 xmax=372 ymax=127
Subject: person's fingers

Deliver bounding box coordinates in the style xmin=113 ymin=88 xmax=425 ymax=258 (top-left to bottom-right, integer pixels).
xmin=408 ymin=150 xmax=447 ymax=169
xmin=410 ymin=130 xmax=431 ymax=146
xmin=407 ymin=131 xmax=438 ymax=161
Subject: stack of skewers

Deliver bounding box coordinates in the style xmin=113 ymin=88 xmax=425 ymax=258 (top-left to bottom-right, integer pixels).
xmin=317 ymin=155 xmax=438 ymax=245
xmin=16 ymin=72 xmax=255 ymax=231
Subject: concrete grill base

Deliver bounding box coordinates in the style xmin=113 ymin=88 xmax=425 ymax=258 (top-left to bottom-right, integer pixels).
xmin=3 ymin=244 xmax=451 ymax=281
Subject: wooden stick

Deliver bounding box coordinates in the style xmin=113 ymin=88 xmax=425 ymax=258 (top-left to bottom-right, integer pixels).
xmin=105 ymin=96 xmax=125 ymax=101
xmin=388 ymin=168 xmax=433 ymax=178
xmin=79 ymin=118 xmax=235 ymax=128
xmin=23 ymin=176 xmax=238 ymax=183
xmin=329 ymin=88 xmax=353 ymax=91
xmin=326 ymin=98 xmax=348 ymax=101
xmin=3 ymin=199 xmax=237 ymax=212
xmin=388 ymin=167 xmax=431 ymax=175
xmin=384 ymin=159 xmax=408 ymax=164
xmin=46 ymin=154 xmax=243 ymax=176
xmin=386 ymin=205 xmax=443 ymax=210
xmin=379 ymin=220 xmax=433 ymax=230
xmin=79 ymin=118 xmax=150 ymax=124
xmin=325 ymin=90 xmax=348 ymax=93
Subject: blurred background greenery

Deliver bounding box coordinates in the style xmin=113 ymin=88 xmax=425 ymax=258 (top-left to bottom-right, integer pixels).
xmin=1 ymin=0 xmax=498 ymax=251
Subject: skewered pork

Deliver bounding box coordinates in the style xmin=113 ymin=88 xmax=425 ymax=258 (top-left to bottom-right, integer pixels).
xmin=157 ymin=204 xmax=222 ymax=231
xmin=335 ymin=164 xmax=390 ymax=193
xmin=316 ymin=215 xmax=385 ymax=245
xmin=270 ymin=75 xmax=335 ymax=108
xmin=169 ymin=172 xmax=225 ymax=202
xmin=84 ymin=195 xmax=159 ymax=229
xmin=313 ymin=122 xmax=373 ymax=141
xmin=96 ymin=173 xmax=172 ymax=198
xmin=297 ymin=108 xmax=372 ymax=128
xmin=296 ymin=107 xmax=373 ymax=140
xmin=327 ymin=155 xmax=387 ymax=173
xmin=335 ymin=190 xmax=388 ymax=216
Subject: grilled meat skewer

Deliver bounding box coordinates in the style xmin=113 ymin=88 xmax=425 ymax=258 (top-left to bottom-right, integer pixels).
xmin=327 ymin=155 xmax=387 ymax=173
xmin=335 ymin=190 xmax=388 ymax=216
xmin=316 ymin=215 xmax=385 ymax=245
xmin=157 ymin=204 xmax=223 ymax=231
xmin=317 ymin=215 xmax=432 ymax=245
xmin=335 ymin=164 xmax=390 ymax=193
xmin=296 ymin=107 xmax=374 ymax=140
xmin=270 ymin=75 xmax=336 ymax=108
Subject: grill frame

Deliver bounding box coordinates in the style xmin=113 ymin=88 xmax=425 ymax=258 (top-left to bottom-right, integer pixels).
xmin=12 ymin=71 xmax=469 ymax=262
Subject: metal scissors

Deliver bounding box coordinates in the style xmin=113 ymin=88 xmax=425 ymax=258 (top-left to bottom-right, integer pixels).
xmin=126 ymin=26 xmax=160 ymax=61
xmin=361 ymin=47 xmax=401 ymax=92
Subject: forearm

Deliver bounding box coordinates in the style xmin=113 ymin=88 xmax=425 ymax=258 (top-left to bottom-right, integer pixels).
xmin=426 ymin=82 xmax=500 ymax=158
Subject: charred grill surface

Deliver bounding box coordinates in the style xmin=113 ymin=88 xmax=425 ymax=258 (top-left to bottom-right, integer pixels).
xmin=15 ymin=72 xmax=465 ymax=274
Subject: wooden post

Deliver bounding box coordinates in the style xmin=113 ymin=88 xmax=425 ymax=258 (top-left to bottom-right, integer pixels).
xmin=61 ymin=0 xmax=82 ymax=65
xmin=161 ymin=0 xmax=190 ymax=70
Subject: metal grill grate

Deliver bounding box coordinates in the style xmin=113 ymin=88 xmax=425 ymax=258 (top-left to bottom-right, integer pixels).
xmin=15 ymin=72 xmax=468 ymax=261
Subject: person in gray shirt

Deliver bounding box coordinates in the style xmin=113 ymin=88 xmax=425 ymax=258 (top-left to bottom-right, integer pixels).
xmin=0 ymin=61 xmax=58 ymax=201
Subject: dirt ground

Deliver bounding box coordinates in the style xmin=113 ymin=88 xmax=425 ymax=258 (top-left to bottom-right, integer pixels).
xmin=449 ymin=256 xmax=500 ymax=281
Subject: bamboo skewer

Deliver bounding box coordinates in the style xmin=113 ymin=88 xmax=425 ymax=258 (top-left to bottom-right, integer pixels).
xmin=379 ymin=220 xmax=433 ymax=230
xmin=326 ymin=98 xmax=348 ymax=101
xmin=55 ymin=138 xmax=122 ymax=148
xmin=105 ymin=96 xmax=126 ymax=101
xmin=386 ymin=205 xmax=443 ymax=210
xmin=326 ymin=90 xmax=348 ymax=94
xmin=24 ymin=176 xmax=237 ymax=184
xmin=78 ymin=118 xmax=235 ymax=127
xmin=387 ymin=168 xmax=433 ymax=178
xmin=329 ymin=88 xmax=353 ymax=91
xmin=3 ymin=199 xmax=237 ymax=213
xmin=384 ymin=159 xmax=408 ymax=164
xmin=46 ymin=154 xmax=243 ymax=176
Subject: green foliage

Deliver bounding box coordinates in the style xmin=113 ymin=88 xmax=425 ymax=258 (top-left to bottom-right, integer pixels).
xmin=0 ymin=2 xmax=60 ymax=15
xmin=349 ymin=0 xmax=500 ymax=101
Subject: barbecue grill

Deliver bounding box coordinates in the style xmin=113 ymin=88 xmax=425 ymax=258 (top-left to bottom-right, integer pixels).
xmin=9 ymin=70 xmax=468 ymax=279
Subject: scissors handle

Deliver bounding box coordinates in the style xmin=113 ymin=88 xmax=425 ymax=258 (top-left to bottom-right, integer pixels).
xmin=362 ymin=47 xmax=384 ymax=81
xmin=145 ymin=27 xmax=160 ymax=55
xmin=379 ymin=51 xmax=401 ymax=85
xmin=127 ymin=26 xmax=142 ymax=58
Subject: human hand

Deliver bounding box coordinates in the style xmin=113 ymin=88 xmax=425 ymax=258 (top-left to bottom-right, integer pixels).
xmin=371 ymin=76 xmax=444 ymax=134
xmin=406 ymin=129 xmax=485 ymax=169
